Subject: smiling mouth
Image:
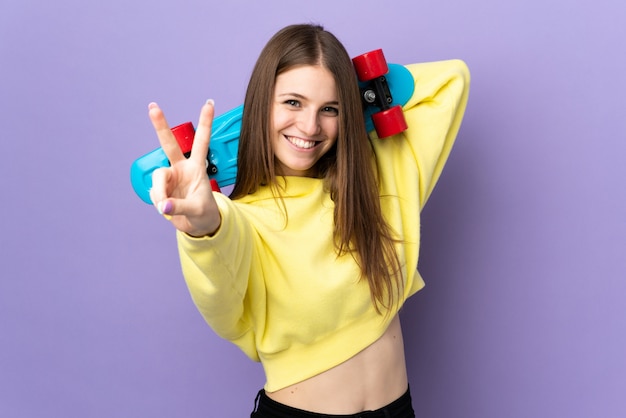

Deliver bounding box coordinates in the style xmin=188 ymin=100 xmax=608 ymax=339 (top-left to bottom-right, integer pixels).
xmin=285 ymin=135 xmax=319 ymax=150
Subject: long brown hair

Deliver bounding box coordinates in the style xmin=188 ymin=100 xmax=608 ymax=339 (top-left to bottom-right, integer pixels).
xmin=230 ymin=24 xmax=403 ymax=313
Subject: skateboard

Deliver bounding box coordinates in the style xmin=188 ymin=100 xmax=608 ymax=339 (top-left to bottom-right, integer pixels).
xmin=130 ymin=49 xmax=414 ymax=204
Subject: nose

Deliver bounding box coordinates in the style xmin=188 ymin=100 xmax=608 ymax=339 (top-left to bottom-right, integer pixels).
xmin=297 ymin=109 xmax=321 ymax=137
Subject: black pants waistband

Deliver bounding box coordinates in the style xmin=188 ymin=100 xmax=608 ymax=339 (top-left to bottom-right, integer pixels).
xmin=251 ymin=386 xmax=415 ymax=418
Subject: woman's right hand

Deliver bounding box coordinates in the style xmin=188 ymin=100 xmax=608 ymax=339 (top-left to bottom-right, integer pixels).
xmin=148 ymin=100 xmax=221 ymax=237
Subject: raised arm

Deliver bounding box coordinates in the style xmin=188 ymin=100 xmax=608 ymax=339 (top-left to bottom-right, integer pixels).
xmin=149 ymin=100 xmax=259 ymax=358
xmin=401 ymin=59 xmax=470 ymax=207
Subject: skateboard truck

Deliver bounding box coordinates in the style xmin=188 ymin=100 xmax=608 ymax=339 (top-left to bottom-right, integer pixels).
xmin=353 ymin=49 xmax=408 ymax=138
xmin=359 ymin=72 xmax=393 ymax=110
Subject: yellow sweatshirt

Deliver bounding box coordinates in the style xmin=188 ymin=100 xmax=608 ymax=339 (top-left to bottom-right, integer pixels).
xmin=176 ymin=60 xmax=470 ymax=392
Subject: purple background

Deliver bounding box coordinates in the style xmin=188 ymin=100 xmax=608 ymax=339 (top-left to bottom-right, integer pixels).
xmin=1 ymin=0 xmax=625 ymax=416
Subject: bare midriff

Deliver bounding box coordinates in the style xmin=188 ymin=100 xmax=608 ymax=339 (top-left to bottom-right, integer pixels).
xmin=266 ymin=314 xmax=409 ymax=415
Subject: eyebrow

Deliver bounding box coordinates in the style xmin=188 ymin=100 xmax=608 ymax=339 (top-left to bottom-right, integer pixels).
xmin=277 ymin=92 xmax=339 ymax=106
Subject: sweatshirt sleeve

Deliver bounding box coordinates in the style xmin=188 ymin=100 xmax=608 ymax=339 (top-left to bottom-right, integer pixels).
xmin=400 ymin=59 xmax=470 ymax=208
xmin=176 ymin=192 xmax=260 ymax=360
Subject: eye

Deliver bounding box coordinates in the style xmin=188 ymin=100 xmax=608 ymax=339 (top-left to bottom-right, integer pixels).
xmin=284 ymin=99 xmax=301 ymax=108
xmin=321 ymin=106 xmax=339 ymax=116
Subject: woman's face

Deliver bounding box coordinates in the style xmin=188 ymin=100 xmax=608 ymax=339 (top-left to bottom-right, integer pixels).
xmin=271 ymin=65 xmax=339 ymax=177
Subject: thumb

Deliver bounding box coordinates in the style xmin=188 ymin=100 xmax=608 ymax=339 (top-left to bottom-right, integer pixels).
xmin=156 ymin=196 xmax=202 ymax=219
xmin=156 ymin=199 xmax=174 ymax=217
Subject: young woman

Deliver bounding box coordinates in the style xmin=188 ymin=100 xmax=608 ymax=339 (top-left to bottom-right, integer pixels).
xmin=148 ymin=24 xmax=469 ymax=417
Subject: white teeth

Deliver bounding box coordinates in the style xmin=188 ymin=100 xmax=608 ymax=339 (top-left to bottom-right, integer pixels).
xmin=286 ymin=136 xmax=316 ymax=149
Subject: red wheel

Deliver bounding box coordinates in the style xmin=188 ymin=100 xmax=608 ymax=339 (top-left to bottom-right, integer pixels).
xmin=352 ymin=49 xmax=388 ymax=82
xmin=171 ymin=122 xmax=195 ymax=155
xmin=371 ymin=105 xmax=408 ymax=138
xmin=210 ymin=179 xmax=221 ymax=192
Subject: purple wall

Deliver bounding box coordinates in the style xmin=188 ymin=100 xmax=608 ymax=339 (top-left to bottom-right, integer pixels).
xmin=1 ymin=1 xmax=625 ymax=416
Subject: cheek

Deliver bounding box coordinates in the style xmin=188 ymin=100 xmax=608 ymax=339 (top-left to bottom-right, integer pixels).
xmin=271 ymin=108 xmax=291 ymax=131
xmin=323 ymin=118 xmax=339 ymax=141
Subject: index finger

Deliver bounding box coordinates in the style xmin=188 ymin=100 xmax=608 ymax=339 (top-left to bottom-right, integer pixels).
xmin=148 ymin=102 xmax=186 ymax=164
xmin=189 ymin=99 xmax=215 ymax=164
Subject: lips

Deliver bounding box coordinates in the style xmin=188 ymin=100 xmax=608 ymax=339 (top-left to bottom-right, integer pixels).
xmin=285 ymin=135 xmax=318 ymax=150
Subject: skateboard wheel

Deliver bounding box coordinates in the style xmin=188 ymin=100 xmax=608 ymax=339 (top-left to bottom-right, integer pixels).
xmin=352 ymin=49 xmax=388 ymax=82
xmin=210 ymin=179 xmax=221 ymax=192
xmin=371 ymin=105 xmax=407 ymax=138
xmin=171 ymin=122 xmax=195 ymax=155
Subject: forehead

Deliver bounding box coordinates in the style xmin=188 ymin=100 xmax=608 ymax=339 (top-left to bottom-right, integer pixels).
xmin=274 ymin=65 xmax=337 ymax=100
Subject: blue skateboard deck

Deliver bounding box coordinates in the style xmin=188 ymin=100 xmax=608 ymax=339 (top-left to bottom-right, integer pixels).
xmin=130 ymin=58 xmax=414 ymax=204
